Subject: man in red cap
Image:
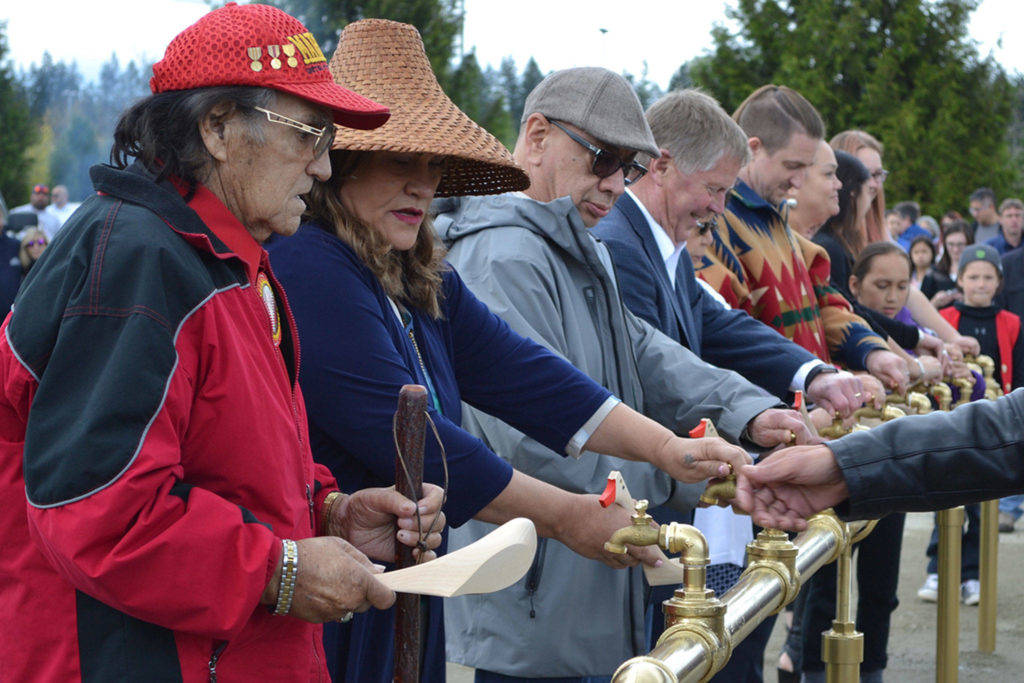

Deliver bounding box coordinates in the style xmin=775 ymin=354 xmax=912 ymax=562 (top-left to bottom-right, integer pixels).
xmin=0 ymin=4 xmax=444 ymax=681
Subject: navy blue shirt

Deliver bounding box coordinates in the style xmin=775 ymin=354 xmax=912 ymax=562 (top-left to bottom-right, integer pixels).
xmin=268 ymin=223 xmax=612 ymax=683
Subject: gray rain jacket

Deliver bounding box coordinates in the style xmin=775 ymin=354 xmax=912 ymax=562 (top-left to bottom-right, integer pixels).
xmin=435 ymin=192 xmax=781 ymax=677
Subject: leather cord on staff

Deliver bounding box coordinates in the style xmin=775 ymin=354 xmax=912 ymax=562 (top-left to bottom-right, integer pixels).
xmin=393 ymin=410 xmax=449 ymax=563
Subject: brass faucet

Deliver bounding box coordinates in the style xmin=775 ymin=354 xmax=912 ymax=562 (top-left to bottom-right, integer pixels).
xmin=911 ymin=381 xmax=952 ymax=411
xmin=887 ymin=391 xmax=931 ymax=414
xmin=951 ymin=376 xmax=974 ymax=407
xmin=851 ymin=404 xmax=905 ymax=422
xmin=699 ymin=476 xmax=737 ymax=507
xmin=604 ymin=500 xmax=660 ymax=554
xmin=971 ymin=354 xmax=1002 ymax=399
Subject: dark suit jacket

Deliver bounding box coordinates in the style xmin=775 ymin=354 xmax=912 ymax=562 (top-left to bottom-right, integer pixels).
xmin=593 ymin=192 xmax=818 ymax=400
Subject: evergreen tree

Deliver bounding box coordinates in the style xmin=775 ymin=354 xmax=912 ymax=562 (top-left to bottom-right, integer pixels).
xmin=515 ymin=58 xmax=545 ymax=123
xmin=668 ymin=61 xmax=693 ymax=92
xmin=0 ymin=22 xmax=38 ymax=209
xmin=271 ymin=0 xmax=464 ymax=91
xmin=690 ymin=0 xmax=1020 ymax=215
xmin=449 ymin=50 xmax=485 ymax=123
xmin=499 ymin=56 xmax=522 ymax=133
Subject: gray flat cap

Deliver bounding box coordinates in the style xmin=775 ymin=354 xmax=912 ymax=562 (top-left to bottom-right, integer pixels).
xmin=522 ymin=67 xmax=659 ymax=157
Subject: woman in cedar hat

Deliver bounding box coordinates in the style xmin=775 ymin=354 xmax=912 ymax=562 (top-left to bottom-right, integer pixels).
xmin=268 ymin=18 xmax=752 ymax=683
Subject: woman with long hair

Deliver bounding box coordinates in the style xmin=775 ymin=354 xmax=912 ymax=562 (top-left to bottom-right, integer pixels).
xmin=813 ymin=152 xmax=925 ymax=352
xmin=830 ymin=129 xmax=890 ymax=243
xmin=923 ymin=220 xmax=974 ymax=307
xmin=831 ymin=130 xmax=980 ymax=358
xmin=268 ymin=19 xmax=749 ymax=682
xmin=18 ymin=228 xmax=47 ymax=275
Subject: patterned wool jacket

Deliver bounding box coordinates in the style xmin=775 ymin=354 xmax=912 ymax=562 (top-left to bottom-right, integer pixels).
xmin=696 ymin=180 xmax=886 ymax=368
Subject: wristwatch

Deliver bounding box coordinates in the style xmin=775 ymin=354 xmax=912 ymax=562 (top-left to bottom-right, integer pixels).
xmin=804 ymin=364 xmax=839 ymax=393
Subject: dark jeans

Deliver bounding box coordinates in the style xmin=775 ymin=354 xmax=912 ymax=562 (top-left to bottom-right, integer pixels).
xmin=781 ymin=583 xmax=810 ymax=671
xmin=925 ymin=504 xmax=980 ymax=580
xmin=801 ymin=513 xmax=906 ymax=674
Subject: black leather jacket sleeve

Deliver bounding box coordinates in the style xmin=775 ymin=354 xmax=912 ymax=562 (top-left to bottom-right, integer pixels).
xmin=828 ymin=389 xmax=1024 ymax=519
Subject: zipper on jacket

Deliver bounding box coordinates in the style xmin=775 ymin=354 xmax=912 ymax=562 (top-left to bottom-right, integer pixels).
xmin=306 ymin=483 xmax=315 ymax=531
xmin=208 ymin=642 xmax=227 ymax=683
xmin=581 ymin=286 xmax=612 ymax=387
xmin=523 ymin=537 xmax=548 ymax=618
xmin=571 ymin=226 xmax=629 ymax=398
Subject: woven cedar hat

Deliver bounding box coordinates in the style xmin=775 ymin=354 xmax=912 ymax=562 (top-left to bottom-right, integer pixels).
xmin=328 ymin=19 xmax=529 ymax=198
xmin=151 ymin=3 xmax=388 ymax=129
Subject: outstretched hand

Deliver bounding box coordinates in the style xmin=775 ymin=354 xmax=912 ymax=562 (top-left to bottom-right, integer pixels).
xmin=746 ymin=408 xmax=819 ymax=448
xmin=733 ymin=445 xmax=849 ymax=531
xmin=652 ymin=435 xmax=752 ymax=483
xmin=558 ymin=494 xmax=664 ymax=570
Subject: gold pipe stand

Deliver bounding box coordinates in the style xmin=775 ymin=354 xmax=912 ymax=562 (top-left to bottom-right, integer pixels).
xmin=822 ymin=524 xmax=864 ymax=683
xmin=936 ymin=506 xmax=964 ymax=683
xmin=978 ymin=499 xmax=999 ymax=653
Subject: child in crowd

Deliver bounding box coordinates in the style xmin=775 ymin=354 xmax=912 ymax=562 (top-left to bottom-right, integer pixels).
xmin=916 ymin=245 xmax=1022 ymax=603
xmin=940 ymin=244 xmax=1024 ymax=533
xmin=909 ymin=235 xmax=936 ymax=291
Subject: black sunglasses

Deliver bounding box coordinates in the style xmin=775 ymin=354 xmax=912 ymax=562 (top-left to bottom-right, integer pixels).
xmin=548 ymin=120 xmax=647 ymax=186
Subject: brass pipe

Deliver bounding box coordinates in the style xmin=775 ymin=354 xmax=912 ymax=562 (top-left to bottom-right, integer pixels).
xmin=851 ymin=404 xmax=906 ymax=422
xmin=886 ymin=391 xmax=931 ymax=414
xmin=978 ymin=499 xmax=999 ymax=653
xmin=937 ymin=506 xmax=964 ymax=683
xmin=612 ymin=513 xmax=872 ymax=683
xmin=821 ymin=531 xmax=863 ymax=683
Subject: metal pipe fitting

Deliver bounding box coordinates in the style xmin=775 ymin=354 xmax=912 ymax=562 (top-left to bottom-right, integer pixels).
xmin=613 ymin=512 xmax=871 ymax=683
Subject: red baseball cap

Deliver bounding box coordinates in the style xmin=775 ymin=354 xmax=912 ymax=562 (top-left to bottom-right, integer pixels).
xmin=150 ymin=3 xmax=389 ymax=130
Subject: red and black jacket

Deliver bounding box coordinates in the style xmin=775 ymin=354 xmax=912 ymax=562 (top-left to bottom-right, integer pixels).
xmin=940 ymin=304 xmax=1021 ymax=393
xmin=0 ymin=162 xmax=338 ymax=682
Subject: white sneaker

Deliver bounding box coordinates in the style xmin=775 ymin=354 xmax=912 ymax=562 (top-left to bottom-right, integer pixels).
xmin=917 ymin=573 xmax=939 ymax=602
xmin=962 ymin=579 xmax=981 ymax=606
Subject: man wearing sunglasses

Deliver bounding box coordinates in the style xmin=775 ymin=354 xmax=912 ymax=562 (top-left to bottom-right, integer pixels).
xmin=437 ymin=68 xmax=815 ymax=681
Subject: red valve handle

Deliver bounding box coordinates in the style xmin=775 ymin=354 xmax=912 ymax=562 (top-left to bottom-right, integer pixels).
xmin=598 ymin=476 xmax=617 ymax=508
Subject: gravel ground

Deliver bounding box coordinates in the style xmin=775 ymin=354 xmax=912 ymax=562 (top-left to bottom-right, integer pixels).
xmin=448 ymin=510 xmax=1024 ymax=682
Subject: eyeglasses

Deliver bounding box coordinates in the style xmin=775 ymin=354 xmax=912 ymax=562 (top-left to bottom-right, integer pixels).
xmin=253 ymin=106 xmax=335 ymax=158
xmin=25 ymin=239 xmax=46 ymax=247
xmin=548 ymin=120 xmax=647 ymax=186
xmin=871 ymin=168 xmax=889 ymax=182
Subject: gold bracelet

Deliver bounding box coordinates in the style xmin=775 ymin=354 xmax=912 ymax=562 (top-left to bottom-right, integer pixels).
xmin=320 ymin=491 xmax=343 ymax=535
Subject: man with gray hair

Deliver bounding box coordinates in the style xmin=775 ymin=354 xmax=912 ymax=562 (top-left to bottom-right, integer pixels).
xmin=592 ymin=88 xmax=865 ymax=681
xmin=436 ymin=69 xmax=815 ymax=680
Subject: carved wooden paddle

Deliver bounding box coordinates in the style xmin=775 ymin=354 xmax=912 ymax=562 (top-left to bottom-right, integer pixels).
xmin=378 ymin=517 xmax=537 ymax=597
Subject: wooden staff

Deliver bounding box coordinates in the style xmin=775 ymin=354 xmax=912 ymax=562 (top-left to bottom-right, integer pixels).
xmin=393 ymin=384 xmax=427 ymax=683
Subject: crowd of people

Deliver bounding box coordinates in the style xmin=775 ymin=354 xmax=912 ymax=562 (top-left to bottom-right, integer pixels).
xmin=2 ymin=4 xmax=1023 ymax=683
